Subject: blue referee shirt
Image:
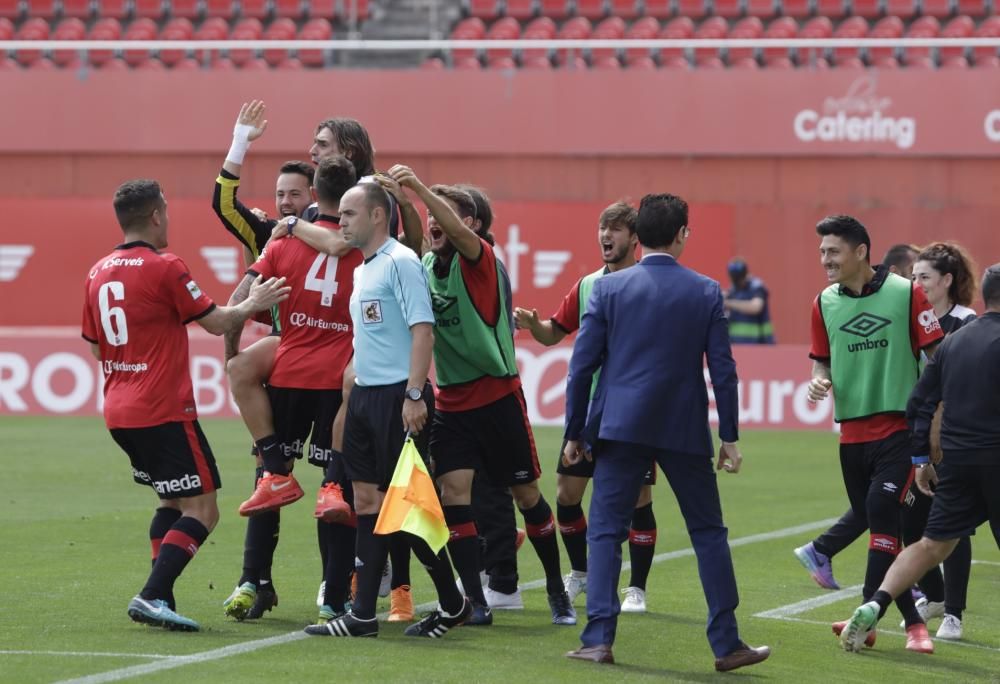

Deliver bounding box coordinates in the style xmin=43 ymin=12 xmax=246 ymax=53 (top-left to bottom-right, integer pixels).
xmin=349 ymin=238 xmax=434 ymax=387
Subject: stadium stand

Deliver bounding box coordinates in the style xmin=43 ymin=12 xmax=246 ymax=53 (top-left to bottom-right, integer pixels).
xmin=0 ymin=0 xmax=997 ymax=70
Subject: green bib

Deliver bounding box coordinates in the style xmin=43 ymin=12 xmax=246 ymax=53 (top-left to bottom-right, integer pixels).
xmin=423 ymin=251 xmax=518 ymax=387
xmin=577 ymin=268 xmax=606 ymax=399
xmin=819 ymin=272 xmax=919 ymax=422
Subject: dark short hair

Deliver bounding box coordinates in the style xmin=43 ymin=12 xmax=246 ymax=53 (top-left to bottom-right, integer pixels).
xmin=881 ymin=243 xmax=919 ymax=271
xmin=636 ymin=194 xmax=688 ymax=248
xmin=356 ymin=181 xmax=391 ymax=219
xmin=599 ymin=201 xmax=637 ymax=233
xmin=113 ymin=179 xmax=163 ymax=230
xmin=983 ymin=263 xmax=1000 ymax=308
xmin=454 ymin=184 xmax=495 ymax=245
xmin=314 ymin=155 xmax=356 ymax=205
xmin=918 ymin=242 xmax=978 ymax=307
xmin=431 ymin=185 xmax=478 ymax=221
xmin=816 ymin=215 xmax=871 ymax=262
xmin=315 ymin=118 xmax=375 ymax=177
xmin=278 ymin=160 xmax=315 ymax=185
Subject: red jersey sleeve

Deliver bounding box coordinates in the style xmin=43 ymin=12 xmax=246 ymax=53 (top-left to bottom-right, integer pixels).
xmin=910 ymin=282 xmax=944 ymax=352
xmin=550 ymin=279 xmax=582 ymax=335
xmin=809 ymin=296 xmax=830 ymax=360
xmin=459 ymin=238 xmax=500 ymax=326
xmin=164 ymin=256 xmax=216 ymax=324
xmin=249 ymin=241 xmax=278 ymax=280
xmin=81 ymin=274 xmax=98 ymax=344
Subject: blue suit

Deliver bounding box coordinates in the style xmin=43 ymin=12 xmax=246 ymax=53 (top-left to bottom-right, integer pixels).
xmin=564 ymin=253 xmax=742 ymax=658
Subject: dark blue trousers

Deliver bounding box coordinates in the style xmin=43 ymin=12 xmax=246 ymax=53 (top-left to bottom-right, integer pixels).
xmin=580 ymin=439 xmax=742 ymax=658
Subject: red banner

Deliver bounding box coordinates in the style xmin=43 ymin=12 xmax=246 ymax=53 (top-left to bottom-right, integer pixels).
xmin=1 ymin=70 xmax=999 ymax=157
xmin=0 ymin=198 xmax=733 ymax=327
xmin=0 ymin=330 xmax=833 ymax=431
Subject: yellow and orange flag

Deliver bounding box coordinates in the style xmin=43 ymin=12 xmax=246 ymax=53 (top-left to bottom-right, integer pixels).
xmin=374 ymin=438 xmax=449 ymax=553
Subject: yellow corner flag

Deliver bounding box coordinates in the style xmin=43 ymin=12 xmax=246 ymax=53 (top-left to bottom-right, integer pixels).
xmin=374 ymin=437 xmax=449 ymax=553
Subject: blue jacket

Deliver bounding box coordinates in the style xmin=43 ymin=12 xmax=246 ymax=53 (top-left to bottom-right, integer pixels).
xmin=564 ymin=254 xmax=740 ymax=456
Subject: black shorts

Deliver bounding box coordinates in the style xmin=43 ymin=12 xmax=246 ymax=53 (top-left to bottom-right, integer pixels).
xmin=431 ymin=389 xmax=541 ymax=488
xmin=268 ymin=386 xmax=342 ymax=469
xmin=924 ymin=462 xmax=1000 ymax=545
xmin=839 ymin=429 xmax=915 ymax=513
xmin=556 ymin=439 xmax=657 ymax=484
xmin=110 ymin=420 xmax=221 ymax=499
xmin=343 ymin=381 xmax=433 ymax=490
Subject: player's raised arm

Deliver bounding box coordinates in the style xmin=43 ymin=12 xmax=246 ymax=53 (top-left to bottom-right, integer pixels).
xmin=389 ymin=165 xmax=481 ymax=260
xmin=271 ymin=216 xmax=352 ymax=257
xmin=373 ymin=173 xmax=425 ymax=256
xmin=223 ymin=100 xmax=269 ymax=178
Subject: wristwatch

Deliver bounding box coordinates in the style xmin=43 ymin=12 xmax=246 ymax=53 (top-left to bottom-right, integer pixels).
xmin=287 ymin=217 xmax=297 ymax=235
xmin=405 ymin=387 xmax=423 ymax=401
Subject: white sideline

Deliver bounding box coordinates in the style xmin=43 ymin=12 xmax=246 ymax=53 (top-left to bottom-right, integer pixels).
xmin=0 ymin=651 xmax=173 ymax=659
xmin=767 ymin=616 xmax=1000 ymax=654
xmin=752 ymin=585 xmax=863 ymax=619
xmin=53 ymin=516 xmax=836 ymax=684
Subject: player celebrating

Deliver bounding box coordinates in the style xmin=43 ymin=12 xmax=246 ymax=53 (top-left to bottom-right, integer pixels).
xmin=388 ymin=165 xmax=575 ymax=626
xmin=514 ymin=201 xmax=658 ymax=612
xmin=83 ymin=179 xmax=288 ymax=631
xmin=806 ymin=216 xmax=942 ymax=653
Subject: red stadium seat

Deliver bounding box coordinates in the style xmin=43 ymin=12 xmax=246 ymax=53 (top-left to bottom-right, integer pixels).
xmin=920 ymin=0 xmax=952 ymax=17
xmin=27 ymin=0 xmax=59 ymax=19
xmin=28 ymin=56 xmax=58 ymax=69
xmin=609 ymin=0 xmax=639 ymax=19
xmin=298 ymin=18 xmax=332 ymax=66
xmin=0 ymin=0 xmax=21 ymax=20
xmin=307 ymin=0 xmax=334 ymax=19
xmin=524 ymin=15 xmax=556 ymax=35
xmin=972 ymin=15 xmax=1000 ymax=63
xmin=229 ymin=18 xmax=263 ymax=65
xmin=0 ymin=54 xmax=20 ymax=69
xmin=643 ymin=0 xmax=671 ymax=18
xmin=344 ymin=0 xmax=368 ymax=20
xmin=99 ymin=57 xmax=129 ymax=69
xmin=15 ymin=16 xmax=48 ymax=66
xmin=51 ymin=18 xmax=86 ymax=66
xmin=521 ymin=21 xmax=555 ymax=60
xmin=133 ymin=0 xmax=164 ymax=19
xmin=522 ymin=54 xmax=553 ymax=68
xmin=746 ymin=0 xmax=776 ymax=18
xmin=195 ymin=15 xmax=228 ymax=38
xmin=814 ymin=0 xmax=847 ymax=19
xmin=421 ymin=56 xmax=445 ymax=69
xmin=273 ymin=0 xmax=301 ymax=18
xmin=505 ymin=0 xmax=536 ymax=19
xmin=487 ymin=54 xmax=516 ymax=68
xmin=95 ymin=0 xmax=128 ymax=18
xmin=695 ymin=55 xmax=724 ymax=68
xmin=211 ymin=56 xmax=236 ymax=69
xmin=241 ymin=0 xmax=270 ymax=19
xmin=485 ymin=16 xmax=520 ymax=59
xmin=728 ymin=16 xmax=763 ymax=62
xmin=262 ymin=16 xmax=295 ymax=64
xmin=955 ymin=0 xmax=987 ymax=17
xmin=120 ymin=17 xmax=156 ymax=64
xmin=713 ymin=0 xmax=743 ymax=18
xmin=158 ymin=18 xmax=194 ymax=65
xmin=780 ymin=0 xmax=810 ymax=17
xmin=590 ymin=15 xmax=625 ymax=59
xmin=762 ymin=16 xmax=797 ymax=61
xmin=850 ymin=0 xmax=882 ymax=18
xmin=454 ymin=55 xmax=483 ymax=68
xmin=241 ymin=57 xmax=269 ymax=69
xmin=662 ymin=55 xmax=691 ymax=68
xmin=905 ymin=54 xmax=935 ymax=68
xmin=626 ymin=54 xmax=656 ymax=68
xmin=974 ymin=54 xmax=1000 ymax=67
xmin=867 ymin=15 xmax=903 ymax=60
xmin=173 ymin=56 xmax=201 ymax=69
xmin=658 ymin=16 xmax=695 ymax=60
xmin=884 ymin=0 xmax=917 ymax=18
xmin=62 ymin=0 xmax=92 ymax=18
xmin=939 ymin=15 xmax=974 ymax=61
xmin=538 ymin=0 xmax=570 ymax=19
xmin=576 ymin=0 xmax=606 ymax=19
xmin=675 ymin=0 xmax=709 ymax=19
xmin=873 ymin=55 xmax=899 ymax=67
xmin=466 ymin=0 xmax=499 ymax=19
xmin=764 ymin=55 xmax=794 ymax=67
xmin=453 ymin=16 xmax=488 ymax=37
xmin=941 ymin=55 xmax=969 ymax=68
xmin=0 ymin=17 xmax=13 ymax=39
xmin=136 ymin=57 xmax=166 ymax=69
xmin=560 ymin=54 xmax=588 ymax=68
xmin=831 ymin=16 xmax=867 ymax=64
xmin=592 ymin=55 xmax=621 ymax=68
xmin=170 ymin=0 xmax=200 ymax=18
xmin=204 ymin=0 xmax=235 ymax=19
xmin=277 ymin=56 xmax=302 ymax=68
xmin=836 ymin=55 xmax=864 ymax=67
xmin=903 ymin=16 xmax=938 ymax=60
xmin=732 ymin=56 xmax=760 ymax=68
xmin=799 ymin=16 xmax=832 ymax=37
xmin=693 ymin=16 xmax=727 ymax=62
xmin=86 ymin=18 xmax=121 ymax=66
xmin=623 ymin=16 xmax=658 ymax=62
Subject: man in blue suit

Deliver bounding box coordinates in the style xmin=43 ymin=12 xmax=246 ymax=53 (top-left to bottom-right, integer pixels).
xmin=562 ymin=193 xmax=770 ymax=672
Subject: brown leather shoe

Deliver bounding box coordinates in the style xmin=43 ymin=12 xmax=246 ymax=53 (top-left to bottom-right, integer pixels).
xmin=714 ymin=642 xmax=770 ymax=672
xmin=565 ymin=644 xmax=614 ymax=664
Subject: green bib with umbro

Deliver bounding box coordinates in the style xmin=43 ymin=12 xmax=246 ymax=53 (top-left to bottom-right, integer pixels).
xmin=577 ymin=267 xmax=606 ymax=399
xmin=819 ymin=272 xmax=919 ymax=422
xmin=422 ymin=251 xmax=518 ymax=387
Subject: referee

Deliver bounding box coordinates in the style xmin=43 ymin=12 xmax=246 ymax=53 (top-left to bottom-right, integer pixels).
xmin=308 ymin=182 xmax=470 ymax=639
xmin=839 ymin=264 xmax=1000 ymax=652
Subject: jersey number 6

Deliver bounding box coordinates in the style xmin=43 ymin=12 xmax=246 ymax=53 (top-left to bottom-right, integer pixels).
xmin=98 ymin=281 xmax=128 ymax=346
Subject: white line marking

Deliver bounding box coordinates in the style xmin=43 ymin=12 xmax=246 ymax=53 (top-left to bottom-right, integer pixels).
xmin=752 ymin=585 xmax=863 ymax=619
xmin=55 ymin=516 xmax=837 ymax=684
xmin=972 ymin=560 xmax=1000 ymax=567
xmin=0 ymin=651 xmax=173 ymax=659
xmin=768 ymin=615 xmax=1000 ymax=654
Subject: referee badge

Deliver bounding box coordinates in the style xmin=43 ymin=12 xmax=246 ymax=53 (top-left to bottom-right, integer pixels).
xmin=361 ymin=299 xmax=383 ymax=324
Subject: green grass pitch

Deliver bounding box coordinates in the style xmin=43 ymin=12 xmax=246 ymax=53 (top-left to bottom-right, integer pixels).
xmin=3 ymin=417 xmax=999 ymax=683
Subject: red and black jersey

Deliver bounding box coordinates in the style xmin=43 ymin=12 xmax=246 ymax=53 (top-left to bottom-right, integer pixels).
xmin=249 ymin=216 xmax=362 ymax=390
xmin=81 ymin=242 xmax=215 ymax=429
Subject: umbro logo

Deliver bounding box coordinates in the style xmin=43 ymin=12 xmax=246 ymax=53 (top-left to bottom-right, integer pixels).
xmin=0 ymin=244 xmax=34 ymax=282
xmin=431 ymin=293 xmax=458 ymax=313
xmin=839 ymin=312 xmax=891 ymax=338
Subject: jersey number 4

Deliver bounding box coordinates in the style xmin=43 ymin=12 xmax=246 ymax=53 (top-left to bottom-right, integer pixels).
xmin=98 ymin=281 xmax=128 ymax=346
xmin=305 ymin=254 xmax=339 ymax=307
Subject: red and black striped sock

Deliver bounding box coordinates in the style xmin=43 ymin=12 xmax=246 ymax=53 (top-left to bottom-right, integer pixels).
xmin=521 ymin=496 xmax=564 ymax=595
xmin=140 ymin=516 xmax=209 ymax=603
xmin=445 ymin=505 xmax=487 ymax=605
xmin=556 ymin=502 xmax=588 ymax=573
xmin=627 ymin=503 xmax=657 ymax=590
xmin=149 ymin=507 xmax=182 ymax=609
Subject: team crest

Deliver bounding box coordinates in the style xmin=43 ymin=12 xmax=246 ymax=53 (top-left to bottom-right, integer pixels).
xmin=185 ymin=280 xmax=203 ymax=300
xmin=362 ymin=299 xmax=383 ymax=324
